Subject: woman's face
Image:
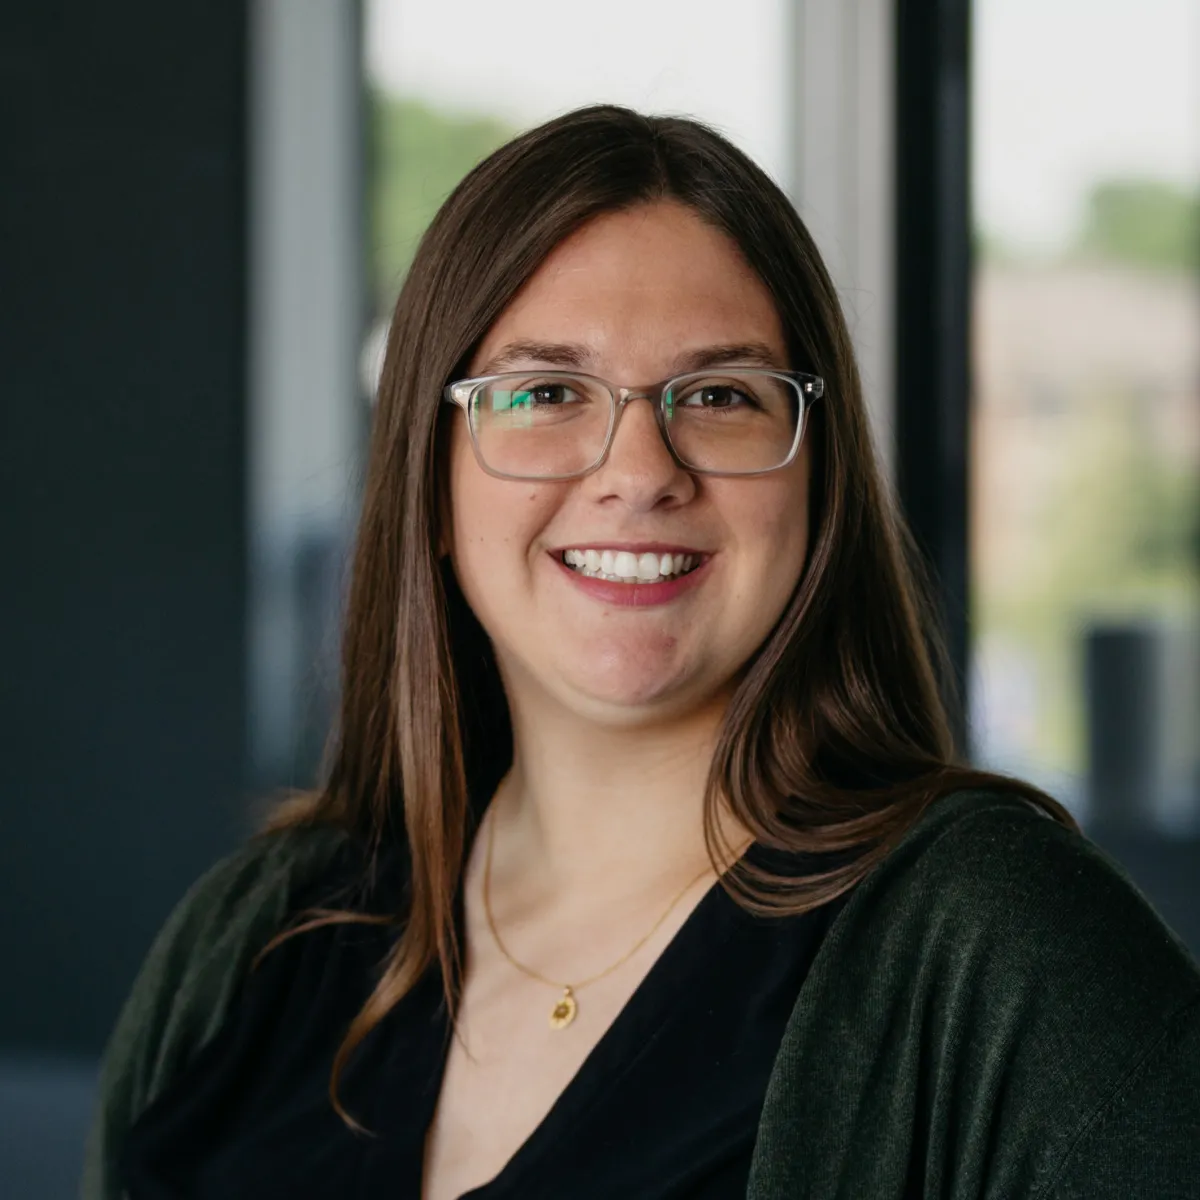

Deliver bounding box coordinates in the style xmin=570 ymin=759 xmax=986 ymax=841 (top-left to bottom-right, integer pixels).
xmin=447 ymin=200 xmax=812 ymax=726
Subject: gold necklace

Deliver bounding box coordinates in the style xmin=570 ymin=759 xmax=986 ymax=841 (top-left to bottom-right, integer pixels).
xmin=481 ymin=806 xmax=740 ymax=1030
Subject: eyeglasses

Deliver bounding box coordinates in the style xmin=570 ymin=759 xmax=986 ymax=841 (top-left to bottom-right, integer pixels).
xmin=442 ymin=368 xmax=824 ymax=481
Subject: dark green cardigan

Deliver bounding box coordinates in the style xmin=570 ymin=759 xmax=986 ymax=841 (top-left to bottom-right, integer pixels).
xmin=83 ymin=791 xmax=1200 ymax=1198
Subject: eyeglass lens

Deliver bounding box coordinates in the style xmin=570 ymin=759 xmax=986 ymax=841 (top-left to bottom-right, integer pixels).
xmin=467 ymin=371 xmax=802 ymax=478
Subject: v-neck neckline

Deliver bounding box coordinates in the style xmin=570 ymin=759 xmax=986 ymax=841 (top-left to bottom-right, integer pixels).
xmin=407 ymin=851 xmax=752 ymax=1198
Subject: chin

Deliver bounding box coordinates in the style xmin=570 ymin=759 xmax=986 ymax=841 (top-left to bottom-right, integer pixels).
xmin=562 ymin=684 xmax=708 ymax=728
xmin=554 ymin=649 xmax=722 ymax=724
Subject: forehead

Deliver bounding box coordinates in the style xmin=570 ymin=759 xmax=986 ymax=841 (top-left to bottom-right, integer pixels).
xmin=470 ymin=201 xmax=787 ymax=375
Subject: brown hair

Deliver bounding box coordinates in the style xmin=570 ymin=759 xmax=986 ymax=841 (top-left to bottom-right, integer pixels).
xmin=263 ymin=104 xmax=1075 ymax=1125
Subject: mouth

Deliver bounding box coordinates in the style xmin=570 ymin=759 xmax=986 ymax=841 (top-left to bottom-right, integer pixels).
xmin=555 ymin=546 xmax=707 ymax=584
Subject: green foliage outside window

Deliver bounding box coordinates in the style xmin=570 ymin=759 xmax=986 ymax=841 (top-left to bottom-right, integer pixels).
xmin=368 ymin=93 xmax=517 ymax=310
xmin=1075 ymin=180 xmax=1199 ymax=272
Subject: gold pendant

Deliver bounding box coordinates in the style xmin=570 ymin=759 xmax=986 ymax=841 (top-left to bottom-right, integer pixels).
xmin=549 ymin=986 xmax=577 ymax=1030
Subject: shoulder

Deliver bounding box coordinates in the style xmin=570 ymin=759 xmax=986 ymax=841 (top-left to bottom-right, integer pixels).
xmin=119 ymin=824 xmax=360 ymax=1029
xmin=82 ymin=824 xmax=355 ymax=1200
xmin=867 ymin=790 xmax=1195 ymax=990
xmin=750 ymin=791 xmax=1200 ymax=1196
xmin=838 ymin=789 xmax=1200 ymax=1029
xmin=114 ymin=822 xmax=357 ymax=1066
xmin=148 ymin=823 xmax=360 ymax=962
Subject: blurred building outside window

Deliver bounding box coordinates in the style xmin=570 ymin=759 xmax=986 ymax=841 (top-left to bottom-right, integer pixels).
xmin=970 ymin=0 xmax=1200 ymax=838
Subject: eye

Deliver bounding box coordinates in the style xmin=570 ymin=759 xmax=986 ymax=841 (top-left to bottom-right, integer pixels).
xmin=520 ymin=382 xmax=583 ymax=406
xmin=676 ymin=384 xmax=757 ymax=410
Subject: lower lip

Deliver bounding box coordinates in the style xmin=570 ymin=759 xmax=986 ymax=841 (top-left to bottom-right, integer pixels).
xmin=553 ymin=554 xmax=710 ymax=607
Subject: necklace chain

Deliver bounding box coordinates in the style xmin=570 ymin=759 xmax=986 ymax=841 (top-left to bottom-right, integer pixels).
xmin=481 ymin=804 xmax=737 ymax=1014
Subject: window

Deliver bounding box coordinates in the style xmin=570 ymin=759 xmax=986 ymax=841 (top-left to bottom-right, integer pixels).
xmin=971 ymin=1 xmax=1200 ymax=856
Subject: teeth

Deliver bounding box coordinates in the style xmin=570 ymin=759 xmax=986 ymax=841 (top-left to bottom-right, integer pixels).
xmin=613 ymin=551 xmax=638 ymax=579
xmin=560 ymin=549 xmax=700 ymax=583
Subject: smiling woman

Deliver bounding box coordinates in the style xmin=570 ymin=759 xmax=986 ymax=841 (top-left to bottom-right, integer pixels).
xmin=85 ymin=107 xmax=1200 ymax=1200
xmin=446 ymin=203 xmax=816 ymax=723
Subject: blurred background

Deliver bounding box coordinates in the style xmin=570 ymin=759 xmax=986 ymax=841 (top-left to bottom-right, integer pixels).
xmin=1 ymin=1 xmax=1196 ymax=1194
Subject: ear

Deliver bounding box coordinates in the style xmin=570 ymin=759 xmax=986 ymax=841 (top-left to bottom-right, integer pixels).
xmin=431 ymin=401 xmax=455 ymax=560
xmin=435 ymin=472 xmax=454 ymax=561
xmin=434 ymin=514 xmax=451 ymax=561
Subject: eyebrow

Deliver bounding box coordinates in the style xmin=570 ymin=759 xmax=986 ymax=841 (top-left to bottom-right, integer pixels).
xmin=480 ymin=340 xmax=591 ymax=373
xmin=477 ymin=339 xmax=786 ymax=377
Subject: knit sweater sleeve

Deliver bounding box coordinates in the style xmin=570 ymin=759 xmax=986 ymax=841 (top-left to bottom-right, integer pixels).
xmin=1045 ymin=993 xmax=1200 ymax=1199
xmin=79 ymin=825 xmax=351 ymax=1200
xmin=747 ymin=791 xmax=1200 ymax=1200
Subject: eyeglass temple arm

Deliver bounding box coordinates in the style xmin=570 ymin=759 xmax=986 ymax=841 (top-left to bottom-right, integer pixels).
xmin=443 ymin=381 xmax=473 ymax=409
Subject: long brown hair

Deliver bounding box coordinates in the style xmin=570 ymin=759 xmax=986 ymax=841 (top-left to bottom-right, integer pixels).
xmin=264 ymin=105 xmax=1075 ymax=1124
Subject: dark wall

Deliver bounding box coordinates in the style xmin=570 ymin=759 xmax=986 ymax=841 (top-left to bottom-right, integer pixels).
xmin=1 ymin=3 xmax=249 ymax=1056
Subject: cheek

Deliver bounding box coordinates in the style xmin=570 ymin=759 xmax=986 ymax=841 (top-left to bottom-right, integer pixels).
xmin=721 ymin=461 xmax=812 ymax=602
xmin=768 ymin=489 xmax=812 ymax=578
xmin=447 ymin=419 xmax=509 ymax=567
xmin=446 ymin=421 xmax=566 ymax=609
xmin=775 ymin=452 xmax=814 ymax=565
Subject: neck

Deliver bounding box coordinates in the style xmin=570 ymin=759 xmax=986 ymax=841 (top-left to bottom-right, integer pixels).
xmin=490 ymin=678 xmax=751 ymax=905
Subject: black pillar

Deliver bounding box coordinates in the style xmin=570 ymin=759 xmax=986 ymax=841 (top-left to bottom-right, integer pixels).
xmin=0 ymin=3 xmax=249 ymax=1057
xmin=894 ymin=0 xmax=973 ymax=750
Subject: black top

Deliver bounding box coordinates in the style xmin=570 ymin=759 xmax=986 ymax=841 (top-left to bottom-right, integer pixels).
xmin=121 ymin=841 xmax=847 ymax=1199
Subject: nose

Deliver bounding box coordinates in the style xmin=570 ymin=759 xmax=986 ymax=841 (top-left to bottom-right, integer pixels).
xmin=582 ymin=395 xmax=695 ymax=511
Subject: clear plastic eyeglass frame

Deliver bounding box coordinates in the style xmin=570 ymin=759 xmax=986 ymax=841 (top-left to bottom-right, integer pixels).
xmin=441 ymin=368 xmax=825 ymax=481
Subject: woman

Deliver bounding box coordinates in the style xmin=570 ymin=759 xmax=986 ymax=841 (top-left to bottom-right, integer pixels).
xmin=84 ymin=106 xmax=1200 ymax=1199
